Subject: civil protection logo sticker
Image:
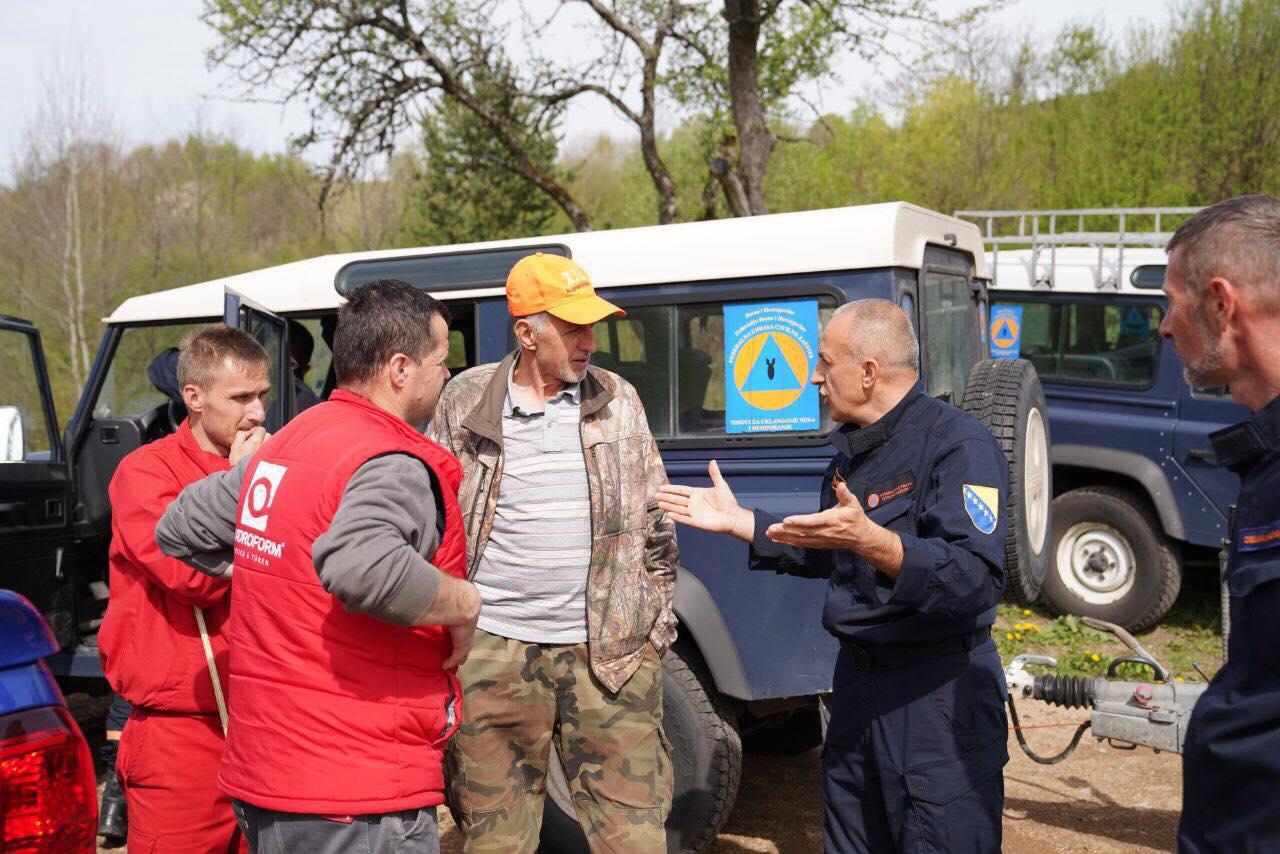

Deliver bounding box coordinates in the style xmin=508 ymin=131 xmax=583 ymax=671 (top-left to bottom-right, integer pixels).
xmin=963 ymin=484 xmax=999 ymax=534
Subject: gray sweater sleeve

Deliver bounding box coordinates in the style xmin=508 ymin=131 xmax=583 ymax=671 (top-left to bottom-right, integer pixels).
xmin=312 ymin=454 xmax=443 ymax=628
xmin=155 ymin=457 xmax=250 ymax=577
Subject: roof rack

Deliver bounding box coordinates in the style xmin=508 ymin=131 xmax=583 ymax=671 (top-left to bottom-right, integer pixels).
xmin=953 ymin=207 xmax=1202 ymax=290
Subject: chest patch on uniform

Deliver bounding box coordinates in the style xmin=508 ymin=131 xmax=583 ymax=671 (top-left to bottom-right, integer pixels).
xmin=865 ymin=472 xmax=913 ymax=508
xmin=963 ymin=484 xmax=1000 ymax=534
xmin=1239 ymin=522 xmax=1280 ymax=552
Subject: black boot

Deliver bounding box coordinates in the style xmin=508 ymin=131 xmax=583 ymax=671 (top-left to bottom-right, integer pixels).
xmin=98 ymin=774 xmax=127 ymax=848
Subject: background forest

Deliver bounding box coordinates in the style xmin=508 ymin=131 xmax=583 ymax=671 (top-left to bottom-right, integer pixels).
xmin=3 ymin=0 xmax=1278 ymax=418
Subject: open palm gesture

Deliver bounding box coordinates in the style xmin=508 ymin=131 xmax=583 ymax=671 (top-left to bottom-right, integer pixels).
xmin=656 ymin=460 xmax=755 ymax=541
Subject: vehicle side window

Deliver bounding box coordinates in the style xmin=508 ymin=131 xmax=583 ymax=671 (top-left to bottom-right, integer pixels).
xmin=0 ymin=328 xmax=52 ymax=460
xmin=676 ymin=300 xmax=838 ymax=438
xmin=94 ymin=323 xmax=209 ymax=420
xmin=592 ymin=296 xmax=837 ymax=441
xmin=443 ymin=301 xmax=478 ymax=373
xmin=923 ymin=270 xmax=972 ymax=402
xmin=1000 ymin=299 xmax=1163 ymax=388
xmin=594 ymin=308 xmax=672 ymax=436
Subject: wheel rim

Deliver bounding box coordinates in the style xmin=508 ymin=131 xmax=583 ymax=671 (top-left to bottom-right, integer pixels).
xmin=1023 ymin=407 xmax=1050 ymax=556
xmin=1055 ymin=521 xmax=1136 ymax=605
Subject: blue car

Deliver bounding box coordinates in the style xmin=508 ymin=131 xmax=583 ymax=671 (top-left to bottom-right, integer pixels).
xmin=960 ymin=206 xmax=1247 ymax=631
xmin=0 ymin=589 xmax=97 ymax=852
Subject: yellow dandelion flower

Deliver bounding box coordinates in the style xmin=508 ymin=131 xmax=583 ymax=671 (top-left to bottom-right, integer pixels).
xmin=1006 ymin=632 xmax=1013 ymax=640
xmin=1176 ymin=677 xmax=1185 ymax=682
xmin=1023 ymin=609 xmax=1032 ymax=616
xmin=1015 ymin=633 xmax=1023 ymax=640
xmin=1091 ymin=653 xmax=1101 ymax=662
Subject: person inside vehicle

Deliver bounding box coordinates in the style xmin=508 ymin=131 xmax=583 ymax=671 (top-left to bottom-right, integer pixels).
xmin=1161 ymin=194 xmax=1280 ymax=852
xmin=156 ymin=280 xmax=481 ymax=853
xmin=97 ymin=325 xmax=271 ymax=853
xmin=657 ymin=299 xmax=1009 ymax=853
xmin=288 ymin=319 xmax=322 ymax=411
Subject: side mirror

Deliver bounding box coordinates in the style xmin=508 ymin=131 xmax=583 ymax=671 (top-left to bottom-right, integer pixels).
xmin=0 ymin=406 xmax=24 ymax=462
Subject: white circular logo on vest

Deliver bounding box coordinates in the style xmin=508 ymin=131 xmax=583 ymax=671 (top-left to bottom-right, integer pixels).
xmin=240 ymin=461 xmax=288 ymax=533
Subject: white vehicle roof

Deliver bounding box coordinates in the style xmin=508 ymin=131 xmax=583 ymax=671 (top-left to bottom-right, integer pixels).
xmin=105 ymin=202 xmax=986 ymax=324
xmin=987 ymin=246 xmax=1168 ymax=295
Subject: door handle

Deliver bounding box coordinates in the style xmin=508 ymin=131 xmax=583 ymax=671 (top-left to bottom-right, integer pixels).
xmin=0 ymin=501 xmax=22 ymax=513
xmin=1186 ymin=449 xmax=1217 ymax=464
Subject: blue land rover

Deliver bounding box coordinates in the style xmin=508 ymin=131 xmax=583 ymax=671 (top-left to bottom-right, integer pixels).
xmin=4 ymin=203 xmax=1050 ymax=851
xmin=958 ymin=207 xmax=1244 ymax=631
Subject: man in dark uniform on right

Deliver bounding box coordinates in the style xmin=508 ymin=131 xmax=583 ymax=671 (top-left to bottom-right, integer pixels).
xmin=658 ymin=299 xmax=1008 ymax=852
xmin=1162 ymin=195 xmax=1280 ymax=852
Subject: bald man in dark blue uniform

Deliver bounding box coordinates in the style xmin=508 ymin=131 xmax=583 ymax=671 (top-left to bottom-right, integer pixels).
xmin=1161 ymin=195 xmax=1280 ymax=852
xmin=658 ymin=299 xmax=1009 ymax=852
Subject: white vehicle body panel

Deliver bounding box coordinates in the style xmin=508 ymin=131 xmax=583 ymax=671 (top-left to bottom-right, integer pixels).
xmin=104 ymin=202 xmax=986 ymax=323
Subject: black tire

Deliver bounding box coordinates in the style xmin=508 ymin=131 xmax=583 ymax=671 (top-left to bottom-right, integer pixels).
xmin=1040 ymin=486 xmax=1181 ymax=632
xmin=960 ymin=358 xmax=1052 ymax=604
xmin=539 ymin=646 xmax=742 ymax=854
xmin=741 ymin=706 xmax=822 ymax=757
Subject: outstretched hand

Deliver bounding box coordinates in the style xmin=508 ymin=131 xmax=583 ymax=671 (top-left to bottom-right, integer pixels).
xmin=765 ymin=481 xmax=869 ymax=550
xmin=656 ymin=460 xmax=756 ymax=542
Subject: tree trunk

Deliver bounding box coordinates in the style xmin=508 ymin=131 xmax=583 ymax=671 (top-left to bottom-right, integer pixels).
xmin=722 ymin=0 xmax=775 ymax=216
xmin=59 ymin=159 xmax=87 ymax=391
xmin=640 ymin=54 xmax=679 ymax=224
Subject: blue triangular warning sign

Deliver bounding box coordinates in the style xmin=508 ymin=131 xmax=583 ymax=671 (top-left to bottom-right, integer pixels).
xmin=1122 ymin=307 xmax=1149 ymax=336
xmin=742 ymin=335 xmax=803 ymax=392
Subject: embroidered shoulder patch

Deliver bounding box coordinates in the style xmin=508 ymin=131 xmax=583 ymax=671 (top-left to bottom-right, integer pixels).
xmin=963 ymin=484 xmax=1000 ymax=534
xmin=1239 ymin=522 xmax=1280 ymax=552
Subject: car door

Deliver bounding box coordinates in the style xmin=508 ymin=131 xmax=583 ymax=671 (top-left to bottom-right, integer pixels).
xmin=0 ymin=316 xmax=76 ymax=646
xmin=1173 ymin=384 xmax=1249 ymax=544
xmin=224 ymin=290 xmax=294 ymax=431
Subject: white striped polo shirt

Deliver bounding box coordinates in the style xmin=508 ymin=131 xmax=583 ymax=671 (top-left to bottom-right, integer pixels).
xmin=472 ymin=366 xmax=591 ymax=643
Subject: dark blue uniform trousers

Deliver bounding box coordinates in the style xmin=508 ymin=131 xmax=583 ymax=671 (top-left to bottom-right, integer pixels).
xmin=823 ymin=638 xmax=1008 ymax=853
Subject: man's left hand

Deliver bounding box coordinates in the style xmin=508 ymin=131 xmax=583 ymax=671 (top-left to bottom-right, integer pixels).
xmin=766 ymin=482 xmax=870 ymax=550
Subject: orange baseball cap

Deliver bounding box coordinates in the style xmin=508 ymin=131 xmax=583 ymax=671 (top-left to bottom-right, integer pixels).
xmin=506 ymin=253 xmax=625 ymax=324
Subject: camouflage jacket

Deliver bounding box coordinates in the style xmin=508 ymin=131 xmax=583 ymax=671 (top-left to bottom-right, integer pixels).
xmin=426 ymin=352 xmax=679 ymax=692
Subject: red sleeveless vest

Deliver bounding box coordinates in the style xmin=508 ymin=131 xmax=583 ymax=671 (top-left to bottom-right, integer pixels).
xmin=220 ymin=390 xmax=466 ymax=815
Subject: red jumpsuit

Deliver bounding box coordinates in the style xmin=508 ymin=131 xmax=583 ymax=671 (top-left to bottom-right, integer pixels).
xmin=98 ymin=420 xmax=245 ymax=853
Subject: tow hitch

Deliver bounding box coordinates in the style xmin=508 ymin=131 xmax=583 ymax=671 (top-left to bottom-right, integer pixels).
xmin=1003 ymin=617 xmax=1208 ymax=763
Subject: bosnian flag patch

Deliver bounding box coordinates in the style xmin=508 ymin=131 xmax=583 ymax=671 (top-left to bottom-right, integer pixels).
xmin=1239 ymin=522 xmax=1280 ymax=552
xmin=963 ymin=484 xmax=1000 ymax=534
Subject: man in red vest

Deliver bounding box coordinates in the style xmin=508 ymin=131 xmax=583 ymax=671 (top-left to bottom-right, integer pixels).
xmin=99 ymin=325 xmax=271 ymax=853
xmin=157 ymin=279 xmax=481 ymax=853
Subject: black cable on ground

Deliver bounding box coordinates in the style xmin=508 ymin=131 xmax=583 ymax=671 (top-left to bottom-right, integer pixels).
xmin=1007 ymin=694 xmax=1091 ymax=765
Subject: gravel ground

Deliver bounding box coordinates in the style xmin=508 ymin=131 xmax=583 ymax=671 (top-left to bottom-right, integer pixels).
xmin=89 ymin=694 xmax=1180 ymax=853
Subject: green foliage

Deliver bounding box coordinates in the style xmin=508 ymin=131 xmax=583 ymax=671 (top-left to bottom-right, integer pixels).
xmin=7 ymin=0 xmax=1280 ymax=423
xmin=993 ymin=564 xmax=1225 ymax=682
xmin=402 ymin=63 xmax=563 ymax=245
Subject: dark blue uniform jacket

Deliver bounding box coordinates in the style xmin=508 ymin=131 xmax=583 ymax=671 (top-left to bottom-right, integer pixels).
xmin=749 ymin=383 xmax=1008 ymax=645
xmin=1180 ymin=393 xmax=1280 ymax=852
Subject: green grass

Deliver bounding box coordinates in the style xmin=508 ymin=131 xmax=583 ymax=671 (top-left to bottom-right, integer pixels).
xmin=996 ymin=567 xmax=1225 ymax=683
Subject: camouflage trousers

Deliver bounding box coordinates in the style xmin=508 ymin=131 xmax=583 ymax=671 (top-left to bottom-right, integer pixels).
xmin=446 ymin=629 xmax=671 ymax=853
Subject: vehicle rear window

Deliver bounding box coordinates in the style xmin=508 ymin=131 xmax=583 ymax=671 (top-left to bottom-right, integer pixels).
xmin=998 ymin=299 xmax=1163 ymax=387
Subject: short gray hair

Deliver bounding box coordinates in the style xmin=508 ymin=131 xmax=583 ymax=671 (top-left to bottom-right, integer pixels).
xmin=1167 ymin=194 xmax=1280 ymax=313
xmin=831 ymin=299 xmax=919 ymax=373
xmin=520 ymin=311 xmax=553 ymax=334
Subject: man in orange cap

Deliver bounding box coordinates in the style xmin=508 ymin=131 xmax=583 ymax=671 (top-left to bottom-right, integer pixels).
xmin=428 ymin=253 xmax=679 ymax=851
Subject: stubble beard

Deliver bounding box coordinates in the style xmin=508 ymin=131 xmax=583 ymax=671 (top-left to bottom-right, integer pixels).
xmin=1181 ymin=308 xmax=1228 ymax=389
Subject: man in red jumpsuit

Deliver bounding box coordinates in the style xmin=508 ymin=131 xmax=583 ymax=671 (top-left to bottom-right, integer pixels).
xmin=98 ymin=325 xmax=271 ymax=853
